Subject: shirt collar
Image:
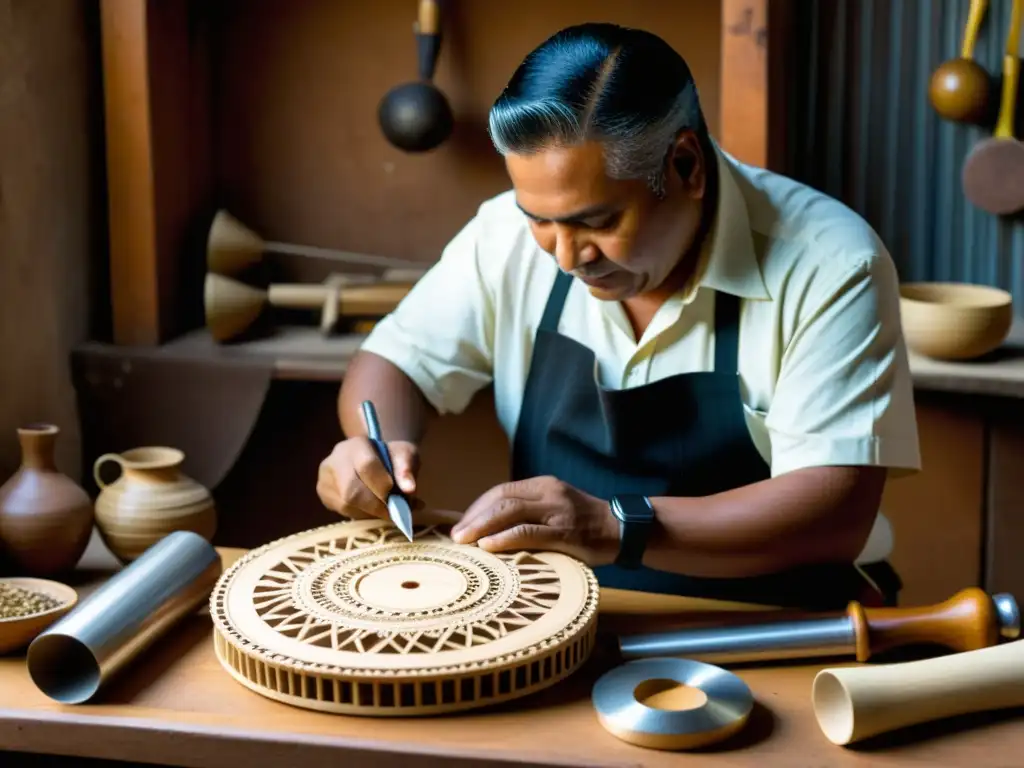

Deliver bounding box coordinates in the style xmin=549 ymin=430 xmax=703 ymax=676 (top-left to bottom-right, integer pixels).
xmin=679 ymin=143 xmax=770 ymax=303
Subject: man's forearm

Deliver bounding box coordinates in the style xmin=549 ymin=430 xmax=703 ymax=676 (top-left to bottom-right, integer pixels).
xmin=338 ymin=351 xmax=435 ymax=443
xmin=641 ymin=466 xmax=887 ymax=578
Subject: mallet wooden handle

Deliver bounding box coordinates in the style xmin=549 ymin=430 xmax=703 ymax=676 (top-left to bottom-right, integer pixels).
xmin=961 ymin=0 xmax=988 ymax=60
xmin=994 ymin=0 xmax=1023 ymax=139
xmin=417 ymin=0 xmax=440 ymax=36
xmin=849 ymin=587 xmax=1004 ymax=662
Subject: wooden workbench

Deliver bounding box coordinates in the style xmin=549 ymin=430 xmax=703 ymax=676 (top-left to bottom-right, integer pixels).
xmin=2 ymin=538 xmax=1023 ymax=767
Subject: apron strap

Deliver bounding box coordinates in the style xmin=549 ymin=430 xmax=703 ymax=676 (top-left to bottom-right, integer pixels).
xmin=539 ymin=269 xmax=574 ymax=334
xmin=713 ymin=290 xmax=741 ymax=373
xmin=541 ymin=273 xmax=744 ymax=375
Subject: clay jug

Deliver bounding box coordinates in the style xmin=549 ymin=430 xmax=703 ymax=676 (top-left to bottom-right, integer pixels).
xmin=93 ymin=446 xmax=217 ymax=563
xmin=0 ymin=423 xmax=95 ymax=577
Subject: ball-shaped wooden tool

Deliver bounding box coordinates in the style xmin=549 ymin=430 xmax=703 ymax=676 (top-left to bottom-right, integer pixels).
xmin=210 ymin=521 xmax=600 ymax=716
xmin=929 ymin=59 xmax=992 ymax=124
xmin=377 ymin=0 xmax=453 ymax=153
xmin=378 ymin=84 xmax=453 ymax=153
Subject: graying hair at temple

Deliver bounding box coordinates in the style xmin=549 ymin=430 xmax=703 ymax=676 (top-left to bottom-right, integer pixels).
xmin=486 ymin=22 xmax=708 ymax=197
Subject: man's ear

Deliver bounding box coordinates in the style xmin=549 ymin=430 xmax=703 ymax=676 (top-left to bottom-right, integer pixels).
xmin=668 ymin=131 xmax=707 ymax=199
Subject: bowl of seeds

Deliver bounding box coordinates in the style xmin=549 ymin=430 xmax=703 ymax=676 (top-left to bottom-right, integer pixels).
xmin=0 ymin=577 xmax=78 ymax=654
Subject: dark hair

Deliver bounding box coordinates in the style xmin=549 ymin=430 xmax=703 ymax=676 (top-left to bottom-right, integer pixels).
xmin=488 ymin=23 xmax=707 ymax=195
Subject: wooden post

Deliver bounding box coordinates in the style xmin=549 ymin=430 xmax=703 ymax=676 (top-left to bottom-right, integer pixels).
xmin=720 ymin=0 xmax=770 ymax=168
xmin=99 ymin=0 xmax=210 ymax=345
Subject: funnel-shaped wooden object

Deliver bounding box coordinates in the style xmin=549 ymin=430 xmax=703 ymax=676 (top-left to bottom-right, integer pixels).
xmin=206 ymin=210 xmax=266 ymax=276
xmin=207 ymin=210 xmax=425 ymax=275
xmin=812 ymin=639 xmax=1024 ymax=746
xmin=204 ymin=273 xmax=413 ymax=342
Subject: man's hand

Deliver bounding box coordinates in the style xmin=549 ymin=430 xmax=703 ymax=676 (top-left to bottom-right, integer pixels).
xmin=316 ymin=437 xmax=421 ymax=520
xmin=450 ymin=475 xmax=620 ymax=565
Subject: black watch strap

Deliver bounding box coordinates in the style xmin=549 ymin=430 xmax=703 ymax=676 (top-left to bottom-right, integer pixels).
xmin=610 ymin=495 xmax=654 ymax=570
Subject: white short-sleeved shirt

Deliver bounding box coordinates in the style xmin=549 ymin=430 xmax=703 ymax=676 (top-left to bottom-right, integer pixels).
xmin=360 ymin=146 xmax=922 ymax=562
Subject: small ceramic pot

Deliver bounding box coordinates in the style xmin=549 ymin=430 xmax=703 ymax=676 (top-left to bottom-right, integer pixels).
xmin=0 ymin=424 xmax=94 ymax=577
xmin=93 ymin=446 xmax=217 ymax=563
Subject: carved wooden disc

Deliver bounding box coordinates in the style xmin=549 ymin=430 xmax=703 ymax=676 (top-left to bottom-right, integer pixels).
xmin=210 ymin=520 xmax=600 ymax=716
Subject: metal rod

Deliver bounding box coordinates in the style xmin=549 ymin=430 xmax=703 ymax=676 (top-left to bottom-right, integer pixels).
xmin=26 ymin=531 xmax=222 ymax=704
xmin=361 ymin=399 xmax=414 ymax=541
xmin=995 ymin=593 xmax=1021 ymax=639
xmin=361 ymin=400 xmax=385 ymax=444
xmin=265 ymin=240 xmax=425 ymax=271
xmin=618 ymin=616 xmax=859 ymax=664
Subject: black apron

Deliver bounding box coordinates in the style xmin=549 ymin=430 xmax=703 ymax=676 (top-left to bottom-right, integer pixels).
xmin=510 ymin=270 xmax=900 ymax=611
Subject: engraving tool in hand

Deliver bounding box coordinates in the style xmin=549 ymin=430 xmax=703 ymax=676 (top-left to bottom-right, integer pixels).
xmin=360 ymin=400 xmax=415 ymax=541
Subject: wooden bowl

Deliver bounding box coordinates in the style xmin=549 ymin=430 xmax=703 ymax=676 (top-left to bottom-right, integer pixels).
xmin=899 ymin=282 xmax=1013 ymax=361
xmin=0 ymin=577 xmax=78 ymax=655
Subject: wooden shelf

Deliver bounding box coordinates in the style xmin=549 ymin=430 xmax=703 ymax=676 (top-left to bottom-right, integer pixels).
xmin=908 ymin=320 xmax=1024 ymax=401
xmin=75 ymin=326 xmax=365 ymax=382
xmin=72 ymin=318 xmax=1024 ymax=399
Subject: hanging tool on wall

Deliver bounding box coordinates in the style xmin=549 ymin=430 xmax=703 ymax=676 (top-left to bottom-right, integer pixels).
xmin=203 ymin=210 xmax=425 ymax=342
xmin=378 ymin=0 xmax=454 ymax=153
xmin=206 ymin=209 xmax=426 ymax=277
xmin=929 ymin=0 xmax=993 ymax=125
xmin=962 ymin=0 xmax=1024 ymax=216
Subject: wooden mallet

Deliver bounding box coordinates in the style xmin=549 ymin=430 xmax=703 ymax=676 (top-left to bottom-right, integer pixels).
xmin=929 ymin=0 xmax=992 ymax=125
xmin=962 ymin=0 xmax=1024 ymax=216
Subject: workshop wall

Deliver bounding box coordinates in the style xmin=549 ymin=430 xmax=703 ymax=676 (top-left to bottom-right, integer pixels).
xmin=782 ymin=0 xmax=1024 ymax=308
xmin=209 ymin=0 xmax=723 ymax=266
xmin=0 ymin=0 xmax=107 ymax=480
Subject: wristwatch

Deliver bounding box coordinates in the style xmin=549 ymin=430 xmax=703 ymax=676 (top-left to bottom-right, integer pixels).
xmin=609 ymin=495 xmax=655 ymax=570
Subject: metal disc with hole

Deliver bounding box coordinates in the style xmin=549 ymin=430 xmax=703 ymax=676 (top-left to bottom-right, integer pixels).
xmin=592 ymin=657 xmax=754 ymax=750
xmin=210 ymin=520 xmax=599 ymax=716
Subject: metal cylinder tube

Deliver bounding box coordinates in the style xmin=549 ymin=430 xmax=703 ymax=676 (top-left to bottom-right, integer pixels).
xmin=26 ymin=530 xmax=222 ymax=704
xmin=618 ymin=616 xmax=859 ymax=664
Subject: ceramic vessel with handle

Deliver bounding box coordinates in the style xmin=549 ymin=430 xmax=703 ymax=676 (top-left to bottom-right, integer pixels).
xmin=93 ymin=446 xmax=217 ymax=563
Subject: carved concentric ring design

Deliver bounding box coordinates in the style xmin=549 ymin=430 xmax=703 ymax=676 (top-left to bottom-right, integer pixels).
xmin=292 ymin=541 xmax=519 ymax=634
xmin=210 ymin=520 xmax=599 ymax=691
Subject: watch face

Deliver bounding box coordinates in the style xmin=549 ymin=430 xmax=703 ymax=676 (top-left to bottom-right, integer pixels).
xmin=613 ymin=495 xmax=654 ymax=523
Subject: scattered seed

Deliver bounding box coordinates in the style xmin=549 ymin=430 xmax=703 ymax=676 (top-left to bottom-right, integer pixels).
xmin=0 ymin=583 xmax=63 ymax=619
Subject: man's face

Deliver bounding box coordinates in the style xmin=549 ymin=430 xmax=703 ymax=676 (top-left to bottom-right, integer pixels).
xmin=505 ymin=134 xmax=708 ymax=301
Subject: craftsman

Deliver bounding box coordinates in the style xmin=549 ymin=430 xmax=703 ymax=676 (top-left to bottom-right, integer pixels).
xmin=316 ymin=23 xmax=921 ymax=609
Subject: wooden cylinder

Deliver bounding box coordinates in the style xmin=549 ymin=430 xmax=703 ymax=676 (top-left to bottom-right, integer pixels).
xmin=266 ymin=284 xmax=329 ymax=310
xmin=812 ymin=639 xmax=1024 ymax=745
xmin=267 ymin=282 xmax=413 ymax=316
